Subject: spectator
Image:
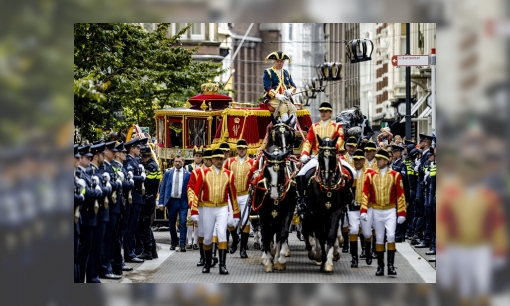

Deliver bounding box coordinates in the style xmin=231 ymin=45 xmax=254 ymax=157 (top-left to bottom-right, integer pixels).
xmin=394 ymin=135 xmax=403 ymax=145
xmin=377 ymin=127 xmax=393 ymax=145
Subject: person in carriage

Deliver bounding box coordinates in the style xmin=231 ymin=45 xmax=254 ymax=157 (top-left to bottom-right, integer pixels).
xmin=262 ymin=51 xmax=297 ymax=123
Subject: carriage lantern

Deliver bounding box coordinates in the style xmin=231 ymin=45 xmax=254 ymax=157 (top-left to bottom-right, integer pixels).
xmin=311 ymin=77 xmax=325 ymax=93
xmin=318 ymin=62 xmax=342 ymax=81
xmin=305 ymin=80 xmax=317 ymax=99
xmin=346 ymin=39 xmax=374 ymax=63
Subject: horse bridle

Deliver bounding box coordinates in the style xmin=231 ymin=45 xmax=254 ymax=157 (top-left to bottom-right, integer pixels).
xmin=316 ymin=142 xmax=344 ymax=190
xmin=271 ymin=123 xmax=295 ymax=151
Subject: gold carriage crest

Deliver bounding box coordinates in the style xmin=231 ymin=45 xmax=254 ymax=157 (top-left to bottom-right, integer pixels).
xmin=325 ymin=201 xmax=332 ymax=209
xmin=271 ymin=210 xmax=278 ymax=218
xmin=233 ymin=117 xmax=241 ymax=136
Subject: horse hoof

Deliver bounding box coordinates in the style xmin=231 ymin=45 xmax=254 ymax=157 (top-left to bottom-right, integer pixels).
xmin=274 ymin=261 xmax=286 ymax=271
xmin=314 ymin=255 xmax=322 ymax=263
xmin=271 ymin=249 xmax=276 ymax=257
xmin=324 ymin=264 xmax=334 ymax=272
xmin=308 ymin=251 xmax=315 ymax=261
xmin=314 ymin=261 xmax=322 ymax=266
xmin=333 ymin=253 xmax=340 ymax=261
xmin=285 ymin=250 xmax=291 ymax=257
xmin=265 ymin=265 xmax=273 ymax=273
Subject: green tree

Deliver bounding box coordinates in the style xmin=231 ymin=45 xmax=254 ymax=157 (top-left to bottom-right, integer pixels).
xmin=74 ymin=23 xmax=224 ymax=141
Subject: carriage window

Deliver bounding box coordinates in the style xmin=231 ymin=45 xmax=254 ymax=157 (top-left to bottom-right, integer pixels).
xmin=187 ymin=118 xmax=208 ymax=147
xmin=168 ymin=121 xmax=183 ymax=148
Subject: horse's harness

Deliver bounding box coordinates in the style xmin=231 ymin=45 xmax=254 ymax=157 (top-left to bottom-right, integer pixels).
xmin=250 ymin=155 xmax=298 ymax=213
xmin=313 ymin=142 xmax=349 ymax=196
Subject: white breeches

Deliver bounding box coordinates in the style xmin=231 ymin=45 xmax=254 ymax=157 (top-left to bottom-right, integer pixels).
xmin=454 ymin=245 xmax=491 ymax=297
xmin=201 ymin=206 xmax=228 ymax=245
xmin=198 ymin=207 xmax=204 ymax=237
xmin=373 ymin=208 xmax=396 ymax=244
xmin=349 ymin=208 xmax=373 ymax=238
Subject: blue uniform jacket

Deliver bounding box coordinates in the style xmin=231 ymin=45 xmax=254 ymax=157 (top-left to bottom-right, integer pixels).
xmin=123 ymin=154 xmax=145 ymax=205
xmin=158 ymin=168 xmax=190 ymax=210
xmin=262 ymin=67 xmax=296 ymax=102
xmin=75 ymin=166 xmax=102 ymax=227
xmin=86 ymin=163 xmax=111 ymax=222
xmin=104 ymin=160 xmax=121 ymax=214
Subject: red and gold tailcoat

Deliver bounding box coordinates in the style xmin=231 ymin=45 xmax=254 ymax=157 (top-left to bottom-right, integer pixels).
xmin=224 ymin=156 xmax=256 ymax=196
xmin=301 ymin=120 xmax=344 ymax=156
xmin=365 ymin=158 xmax=379 ymax=171
xmin=187 ymin=167 xmax=240 ymax=218
xmin=353 ymin=165 xmax=368 ymax=205
xmin=343 ymin=153 xmax=356 ymax=169
xmin=437 ymin=178 xmax=507 ymax=256
xmin=360 ymin=168 xmax=406 ymax=217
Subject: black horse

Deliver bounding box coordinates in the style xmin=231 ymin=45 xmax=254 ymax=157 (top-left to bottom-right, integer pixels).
xmin=265 ymin=114 xmax=296 ymax=154
xmin=301 ymin=136 xmax=354 ymax=272
xmin=250 ymin=148 xmax=297 ymax=272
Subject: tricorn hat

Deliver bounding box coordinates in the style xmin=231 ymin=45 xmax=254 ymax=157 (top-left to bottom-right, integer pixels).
xmin=265 ymin=51 xmax=291 ymax=63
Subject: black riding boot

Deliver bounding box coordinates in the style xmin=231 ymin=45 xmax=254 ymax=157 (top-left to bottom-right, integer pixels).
xmin=240 ymin=232 xmax=249 ymax=258
xmin=371 ymin=235 xmax=377 ymax=259
xmin=202 ymin=247 xmax=212 ymax=273
xmin=365 ymin=238 xmax=372 ymax=265
xmin=375 ymin=251 xmax=384 ymax=276
xmin=341 ymin=230 xmax=349 ymax=253
xmin=350 ymin=241 xmax=358 ymax=268
xmin=229 ymin=230 xmax=240 ymax=254
xmin=296 ymin=175 xmax=307 ymax=215
xmin=219 ymin=249 xmax=229 ymax=275
xmin=359 ymin=234 xmax=366 ymax=258
xmin=387 ymin=250 xmax=397 ymax=275
xmin=151 ymin=243 xmax=158 ymax=259
xmin=211 ymin=242 xmax=219 ymax=267
xmin=197 ymin=243 xmax=205 ymax=267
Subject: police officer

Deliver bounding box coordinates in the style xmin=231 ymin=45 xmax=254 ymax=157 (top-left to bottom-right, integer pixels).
xmin=123 ymin=138 xmax=146 ymax=263
xmin=75 ymin=144 xmax=101 ymax=282
xmin=423 ymin=147 xmax=436 ymax=256
xmin=404 ymin=148 xmax=420 ymax=240
xmin=111 ymin=142 xmax=135 ymax=275
xmin=414 ymin=133 xmax=434 ymax=249
xmin=138 ymin=144 xmax=162 ymax=260
xmin=74 ymin=145 xmax=84 ymax=283
xmin=99 ymin=141 xmax=123 ymax=279
xmin=85 ymin=142 xmax=112 ymax=283
xmin=390 ymin=144 xmax=407 ymax=242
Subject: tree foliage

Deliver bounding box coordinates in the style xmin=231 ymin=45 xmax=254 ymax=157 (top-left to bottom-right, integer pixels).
xmin=74 ymin=23 xmax=224 ymax=141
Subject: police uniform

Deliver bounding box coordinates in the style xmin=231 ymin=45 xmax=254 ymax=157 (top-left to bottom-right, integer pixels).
xmin=74 ymin=145 xmax=85 ymax=283
xmin=404 ymin=147 xmax=420 ymax=239
xmin=188 ymin=149 xmax=240 ymax=275
xmin=99 ymin=141 xmax=123 ymax=280
xmin=224 ymin=139 xmax=256 ymax=258
xmin=413 ymin=134 xmax=434 ymax=248
xmin=262 ymin=51 xmax=297 ymax=121
xmin=347 ymin=149 xmax=375 ymax=267
xmin=84 ymin=143 xmax=112 ymax=283
xmin=110 ymin=142 xmax=135 ymax=275
xmin=185 ymin=146 xmax=204 ymax=250
xmin=123 ymin=138 xmax=146 ymax=262
xmin=422 ymin=148 xmax=436 ymax=254
xmin=390 ymin=144 xmax=407 ymax=242
xmin=360 ymin=149 xmax=406 ymax=276
xmin=138 ymin=145 xmax=162 ymax=260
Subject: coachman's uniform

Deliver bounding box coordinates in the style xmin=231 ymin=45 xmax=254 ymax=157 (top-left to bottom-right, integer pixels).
xmin=347 ymin=149 xmax=375 ymax=267
xmin=185 ymin=146 xmax=204 ymax=250
xmin=224 ymin=139 xmax=256 ymax=258
xmin=361 ymin=149 xmax=406 ymax=276
xmin=262 ymin=51 xmax=297 ymax=120
xmin=188 ymin=150 xmax=240 ymax=274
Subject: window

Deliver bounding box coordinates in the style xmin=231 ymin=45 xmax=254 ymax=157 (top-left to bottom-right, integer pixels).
xmin=190 ymin=23 xmax=205 ymax=40
xmin=175 ymin=23 xmax=187 ymax=34
xmin=289 ymin=24 xmax=293 ymax=40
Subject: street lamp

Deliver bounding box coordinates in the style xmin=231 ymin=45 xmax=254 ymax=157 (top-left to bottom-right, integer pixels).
xmin=346 ymin=39 xmax=374 ymax=63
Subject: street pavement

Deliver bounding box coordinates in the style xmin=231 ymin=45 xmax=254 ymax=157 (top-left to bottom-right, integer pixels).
xmin=103 ymin=229 xmax=435 ymax=283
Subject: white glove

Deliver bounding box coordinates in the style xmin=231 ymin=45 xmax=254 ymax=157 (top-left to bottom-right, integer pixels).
xmin=77 ymin=179 xmax=86 ymax=189
xmin=115 ymin=178 xmax=122 ymax=186
xmin=397 ymin=216 xmax=406 ymax=224
xmin=102 ymin=172 xmax=110 ymax=182
xmin=300 ymin=155 xmax=309 ymax=164
xmin=232 ymin=218 xmax=240 ymax=228
xmin=129 ymin=179 xmax=134 ymax=184
xmin=95 ymin=185 xmax=102 ymax=193
xmin=284 ymin=89 xmax=294 ymax=96
xmin=360 ymin=213 xmax=368 ymax=221
xmin=138 ymin=164 xmax=145 ymax=172
xmin=191 ymin=215 xmax=199 ymax=222
xmin=141 ymin=172 xmax=146 ymax=180
xmin=105 ymin=181 xmax=112 ymax=192
xmin=92 ymin=176 xmax=100 ymax=185
xmin=127 ymin=171 xmax=133 ymax=180
xmin=117 ymin=171 xmax=125 ymax=182
xmin=275 ymin=93 xmax=288 ymax=102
